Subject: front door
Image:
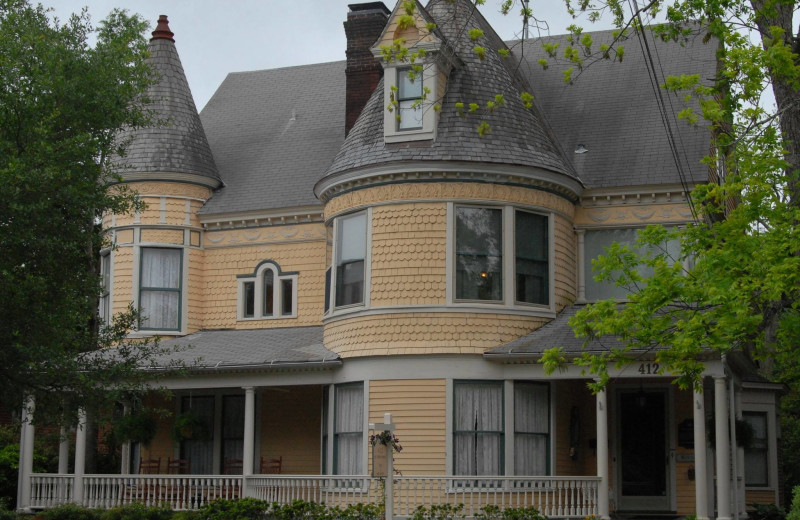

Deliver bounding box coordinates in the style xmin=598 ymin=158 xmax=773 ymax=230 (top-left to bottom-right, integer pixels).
xmin=616 ymin=388 xmax=672 ymax=511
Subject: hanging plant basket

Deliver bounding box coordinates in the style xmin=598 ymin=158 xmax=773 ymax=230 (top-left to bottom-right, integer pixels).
xmin=171 ymin=410 xmax=211 ymax=443
xmin=370 ymin=431 xmax=403 ymax=453
xmin=113 ymin=412 xmax=158 ymax=446
xmin=706 ymin=416 xmax=755 ymax=450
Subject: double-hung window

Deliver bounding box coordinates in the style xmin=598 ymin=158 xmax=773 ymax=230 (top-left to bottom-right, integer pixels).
xmin=334 ymin=383 xmax=363 ymax=475
xmin=743 ymin=411 xmax=769 ymax=487
xmin=455 ymin=207 xmax=503 ymax=301
xmin=238 ymin=261 xmax=298 ymax=320
xmin=454 ymin=205 xmax=550 ymax=306
xmin=397 ymin=68 xmax=423 ymax=130
xmin=453 ymin=381 xmax=504 ymax=476
xmin=335 ymin=212 xmax=367 ymax=308
xmin=139 ymin=247 xmax=182 ymax=331
xmin=583 ymin=228 xmax=681 ymax=301
xmin=514 ymin=382 xmax=550 ymax=475
xmin=99 ymin=252 xmax=111 ymax=326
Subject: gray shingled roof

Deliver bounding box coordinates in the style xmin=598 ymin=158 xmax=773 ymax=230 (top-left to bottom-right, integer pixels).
xmin=148 ymin=326 xmax=339 ymax=370
xmin=486 ymin=305 xmax=624 ymax=356
xmin=116 ymin=33 xmax=220 ymax=182
xmin=322 ymin=0 xmax=577 ymax=181
xmin=513 ymin=28 xmax=716 ymax=189
xmin=198 ymin=62 xmax=346 ymax=216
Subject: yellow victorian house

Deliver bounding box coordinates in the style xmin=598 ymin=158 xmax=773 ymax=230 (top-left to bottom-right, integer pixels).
xmin=17 ymin=1 xmax=783 ymax=518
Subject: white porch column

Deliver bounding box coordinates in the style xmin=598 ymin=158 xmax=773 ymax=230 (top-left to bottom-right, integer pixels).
xmin=243 ymin=386 xmax=256 ymax=476
xmin=74 ymin=408 xmax=87 ymax=505
xmin=120 ymin=402 xmax=131 ymax=475
xmin=596 ymin=386 xmax=610 ymax=520
xmin=714 ymin=376 xmax=731 ymax=520
xmin=17 ymin=396 xmax=35 ymax=510
xmin=693 ymin=386 xmax=709 ymax=520
xmin=58 ymin=427 xmax=70 ymax=474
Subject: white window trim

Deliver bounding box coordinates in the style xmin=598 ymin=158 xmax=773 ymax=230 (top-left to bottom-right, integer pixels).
xmin=446 ymin=202 xmax=555 ymax=313
xmin=327 ymin=209 xmax=372 ymax=316
xmin=136 ymin=245 xmax=186 ymax=334
xmin=99 ymin=249 xmax=113 ymax=327
xmin=237 ymin=260 xmax=299 ymax=321
xmin=446 ymin=379 xmax=553 ymax=480
xmin=384 ymin=63 xmax=438 ymax=143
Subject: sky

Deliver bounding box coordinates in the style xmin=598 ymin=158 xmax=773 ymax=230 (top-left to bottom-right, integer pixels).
xmin=48 ymin=0 xmax=612 ymax=111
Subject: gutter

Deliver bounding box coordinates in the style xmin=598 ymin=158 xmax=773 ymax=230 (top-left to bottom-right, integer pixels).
xmin=143 ymin=358 xmax=342 ymax=374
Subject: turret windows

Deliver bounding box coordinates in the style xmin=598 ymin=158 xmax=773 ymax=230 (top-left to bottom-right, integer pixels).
xmin=335 ymin=212 xmax=367 ymax=308
xmin=139 ymin=247 xmax=183 ymax=331
xmin=237 ymin=261 xmax=298 ymax=320
xmin=451 ymin=204 xmax=551 ymax=308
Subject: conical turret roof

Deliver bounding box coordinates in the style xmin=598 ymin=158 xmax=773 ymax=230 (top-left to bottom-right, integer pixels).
xmin=320 ymin=0 xmax=577 ymax=187
xmin=115 ymin=16 xmax=220 ymax=186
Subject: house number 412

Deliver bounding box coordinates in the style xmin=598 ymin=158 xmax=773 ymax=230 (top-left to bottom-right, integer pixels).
xmin=638 ymin=363 xmax=660 ymax=375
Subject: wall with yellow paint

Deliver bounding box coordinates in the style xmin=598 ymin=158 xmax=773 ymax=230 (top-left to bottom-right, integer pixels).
xmin=325 ymin=312 xmax=548 ymax=357
xmin=369 ymin=379 xmax=447 ymax=475
xmin=259 ymin=385 xmax=323 ymax=475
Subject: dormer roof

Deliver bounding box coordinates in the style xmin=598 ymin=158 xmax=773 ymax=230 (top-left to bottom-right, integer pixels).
xmin=114 ymin=16 xmax=220 ymax=187
xmin=319 ymin=0 xmax=577 ymax=193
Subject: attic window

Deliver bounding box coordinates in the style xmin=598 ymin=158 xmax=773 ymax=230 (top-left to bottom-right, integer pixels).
xmin=237 ymin=260 xmax=298 ymax=320
xmin=398 ymin=68 xmax=423 ymax=130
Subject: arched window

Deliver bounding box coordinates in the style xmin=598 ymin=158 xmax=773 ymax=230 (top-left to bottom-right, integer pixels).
xmin=237 ymin=261 xmax=298 ymax=320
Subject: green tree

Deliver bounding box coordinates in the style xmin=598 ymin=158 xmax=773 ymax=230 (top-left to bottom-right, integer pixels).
xmin=0 ymin=0 xmax=176 ymax=428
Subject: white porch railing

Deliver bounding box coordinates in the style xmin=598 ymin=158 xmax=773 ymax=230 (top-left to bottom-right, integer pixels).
xmin=28 ymin=474 xmax=600 ymax=518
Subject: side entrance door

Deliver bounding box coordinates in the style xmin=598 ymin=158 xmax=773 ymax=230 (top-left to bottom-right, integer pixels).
xmin=615 ymin=387 xmax=673 ymax=511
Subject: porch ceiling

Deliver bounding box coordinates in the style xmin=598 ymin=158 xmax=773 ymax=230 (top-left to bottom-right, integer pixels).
xmin=142 ymin=326 xmax=339 ymax=372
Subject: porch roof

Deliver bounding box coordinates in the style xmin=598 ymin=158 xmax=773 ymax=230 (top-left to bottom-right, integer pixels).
xmin=485 ymin=304 xmax=624 ymax=358
xmin=147 ymin=326 xmax=340 ymax=371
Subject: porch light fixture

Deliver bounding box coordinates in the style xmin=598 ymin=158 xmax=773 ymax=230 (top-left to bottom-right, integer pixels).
xmin=575 ymin=144 xmax=588 ymax=154
xmin=636 ymin=385 xmax=647 ymax=408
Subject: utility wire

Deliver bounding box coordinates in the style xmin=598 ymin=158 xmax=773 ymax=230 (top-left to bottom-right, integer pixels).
xmin=628 ymin=0 xmax=699 ymax=221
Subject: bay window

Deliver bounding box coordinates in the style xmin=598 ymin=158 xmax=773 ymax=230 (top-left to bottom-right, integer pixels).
xmin=335 ymin=212 xmax=367 ymax=308
xmin=453 ymin=205 xmax=550 ymax=307
xmin=139 ymin=247 xmax=182 ymax=331
xmin=99 ymin=251 xmax=111 ymax=326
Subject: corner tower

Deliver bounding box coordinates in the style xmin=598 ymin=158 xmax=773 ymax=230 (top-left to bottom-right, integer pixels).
xmin=316 ymin=0 xmax=583 ymax=358
xmin=103 ymin=16 xmax=221 ymax=336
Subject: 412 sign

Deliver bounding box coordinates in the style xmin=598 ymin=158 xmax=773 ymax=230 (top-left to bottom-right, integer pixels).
xmin=638 ymin=363 xmax=661 ymax=375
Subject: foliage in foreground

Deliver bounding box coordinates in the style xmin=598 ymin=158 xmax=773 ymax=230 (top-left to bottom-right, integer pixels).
xmin=0 ymin=0 xmax=183 ymax=435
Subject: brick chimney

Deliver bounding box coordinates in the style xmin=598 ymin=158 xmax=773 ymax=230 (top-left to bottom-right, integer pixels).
xmin=344 ymin=2 xmax=390 ymax=136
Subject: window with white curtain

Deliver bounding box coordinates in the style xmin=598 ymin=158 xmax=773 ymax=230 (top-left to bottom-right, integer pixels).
xmin=514 ymin=382 xmax=550 ymax=475
xmin=237 ymin=261 xmax=298 ymax=320
xmin=743 ymin=411 xmax=769 ymax=486
xmin=334 ymin=383 xmax=363 ymax=475
xmin=453 ymin=381 xmax=504 ymax=476
xmin=335 ymin=212 xmax=367 ymax=308
xmin=180 ymin=396 xmax=214 ymax=475
xmin=139 ymin=247 xmax=182 ymax=330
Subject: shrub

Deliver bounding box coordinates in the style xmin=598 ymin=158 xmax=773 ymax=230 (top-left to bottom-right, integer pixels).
xmin=190 ymin=498 xmax=271 ymax=520
xmin=475 ymin=505 xmax=546 ymax=520
xmin=747 ymin=503 xmax=786 ymax=520
xmin=270 ymin=500 xmax=327 ymax=520
xmin=100 ymin=503 xmax=174 ymax=520
xmin=787 ymin=486 xmax=800 ymax=520
xmin=411 ymin=503 xmax=465 ymax=520
xmin=326 ymin=503 xmax=383 ymax=520
xmin=40 ymin=504 xmax=102 ymax=520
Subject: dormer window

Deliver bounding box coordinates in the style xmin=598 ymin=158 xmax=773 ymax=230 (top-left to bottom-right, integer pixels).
xmin=237 ymin=261 xmax=298 ymax=320
xmin=398 ymin=68 xmax=423 ymax=130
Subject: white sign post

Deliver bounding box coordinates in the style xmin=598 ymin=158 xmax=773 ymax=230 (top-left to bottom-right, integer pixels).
xmin=369 ymin=413 xmax=395 ymax=520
